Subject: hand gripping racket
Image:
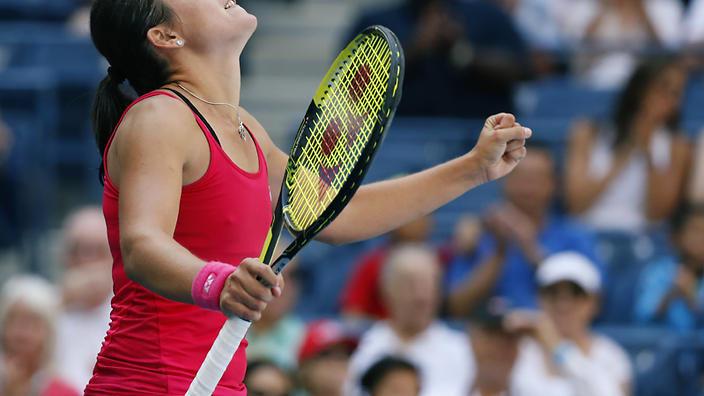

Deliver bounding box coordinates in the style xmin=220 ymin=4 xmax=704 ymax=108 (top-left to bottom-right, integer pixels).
xmin=186 ymin=25 xmax=404 ymax=395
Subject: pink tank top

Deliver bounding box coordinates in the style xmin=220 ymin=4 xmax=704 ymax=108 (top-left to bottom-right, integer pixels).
xmin=85 ymin=91 xmax=272 ymax=395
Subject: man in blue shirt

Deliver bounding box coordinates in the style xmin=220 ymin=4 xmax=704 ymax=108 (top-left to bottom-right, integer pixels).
xmin=446 ymin=144 xmax=601 ymax=316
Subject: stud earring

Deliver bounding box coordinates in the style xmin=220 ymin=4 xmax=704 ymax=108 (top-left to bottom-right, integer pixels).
xmin=176 ymin=39 xmax=184 ymax=47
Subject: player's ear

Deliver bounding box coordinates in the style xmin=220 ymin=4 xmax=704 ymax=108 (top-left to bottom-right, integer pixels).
xmin=147 ymin=25 xmax=183 ymax=49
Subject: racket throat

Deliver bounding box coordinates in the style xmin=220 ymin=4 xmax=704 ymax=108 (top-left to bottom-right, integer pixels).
xmin=270 ymin=255 xmax=290 ymax=276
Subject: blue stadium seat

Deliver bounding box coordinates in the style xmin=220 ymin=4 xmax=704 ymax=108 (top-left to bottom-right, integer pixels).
xmin=593 ymin=230 xmax=672 ymax=325
xmin=0 ymin=22 xmax=103 ymax=86
xmin=517 ymin=78 xmax=618 ymax=120
xmin=0 ymin=0 xmax=77 ymax=21
xmin=597 ymin=326 xmax=704 ymax=396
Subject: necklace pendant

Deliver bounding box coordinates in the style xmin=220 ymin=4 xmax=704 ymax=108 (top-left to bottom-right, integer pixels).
xmin=238 ymin=122 xmax=247 ymax=142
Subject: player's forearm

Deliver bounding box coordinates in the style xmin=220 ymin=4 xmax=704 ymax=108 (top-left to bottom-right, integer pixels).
xmin=120 ymin=229 xmax=204 ymax=303
xmin=318 ymin=152 xmax=486 ymax=245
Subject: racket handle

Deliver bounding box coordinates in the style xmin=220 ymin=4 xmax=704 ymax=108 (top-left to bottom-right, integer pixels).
xmin=186 ymin=316 xmax=251 ymax=396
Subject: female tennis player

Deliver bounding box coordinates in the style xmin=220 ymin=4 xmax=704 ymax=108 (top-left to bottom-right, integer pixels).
xmin=85 ymin=0 xmax=531 ymax=394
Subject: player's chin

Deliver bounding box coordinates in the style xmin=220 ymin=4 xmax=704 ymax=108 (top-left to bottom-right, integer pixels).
xmin=233 ymin=6 xmax=257 ymax=26
xmin=238 ymin=13 xmax=258 ymax=37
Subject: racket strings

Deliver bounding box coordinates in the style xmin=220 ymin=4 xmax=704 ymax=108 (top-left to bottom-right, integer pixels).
xmin=287 ymin=39 xmax=390 ymax=227
xmin=285 ymin=35 xmax=392 ymax=230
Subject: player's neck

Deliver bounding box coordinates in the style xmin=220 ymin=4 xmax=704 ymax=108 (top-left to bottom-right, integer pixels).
xmin=171 ymin=55 xmax=242 ymax=107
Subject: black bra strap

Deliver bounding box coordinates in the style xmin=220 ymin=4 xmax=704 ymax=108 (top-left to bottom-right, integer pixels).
xmin=164 ymin=88 xmax=222 ymax=147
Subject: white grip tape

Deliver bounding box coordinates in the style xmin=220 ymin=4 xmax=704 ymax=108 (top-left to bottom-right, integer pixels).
xmin=185 ymin=317 xmax=251 ymax=396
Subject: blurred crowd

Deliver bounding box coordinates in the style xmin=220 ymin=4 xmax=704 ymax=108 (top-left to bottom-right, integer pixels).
xmin=2 ymin=0 xmax=704 ymax=395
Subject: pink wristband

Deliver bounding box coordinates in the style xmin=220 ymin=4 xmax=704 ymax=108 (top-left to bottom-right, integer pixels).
xmin=191 ymin=261 xmax=236 ymax=312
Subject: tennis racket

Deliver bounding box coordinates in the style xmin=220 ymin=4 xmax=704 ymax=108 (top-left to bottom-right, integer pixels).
xmin=186 ymin=25 xmax=404 ymax=396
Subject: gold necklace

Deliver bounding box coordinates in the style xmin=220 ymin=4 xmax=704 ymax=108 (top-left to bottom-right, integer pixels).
xmin=176 ymin=82 xmax=246 ymax=142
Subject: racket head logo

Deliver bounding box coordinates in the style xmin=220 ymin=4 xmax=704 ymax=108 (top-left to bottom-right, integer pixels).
xmin=321 ymin=118 xmax=343 ymax=156
xmin=345 ymin=112 xmax=365 ymax=148
xmin=349 ymin=64 xmax=372 ymax=103
xmin=318 ymin=162 xmax=341 ymax=201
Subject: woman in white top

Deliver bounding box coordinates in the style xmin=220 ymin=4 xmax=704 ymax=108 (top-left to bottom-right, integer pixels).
xmin=565 ymin=57 xmax=690 ymax=234
xmin=505 ymin=252 xmax=633 ymax=396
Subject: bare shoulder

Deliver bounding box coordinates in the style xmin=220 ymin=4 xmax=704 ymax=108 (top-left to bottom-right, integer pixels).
xmin=115 ymin=92 xmax=196 ymax=147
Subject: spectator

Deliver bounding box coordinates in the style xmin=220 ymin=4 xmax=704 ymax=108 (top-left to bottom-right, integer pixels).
xmin=635 ymin=203 xmax=704 ymax=331
xmin=340 ymin=214 xmax=433 ymax=320
xmin=506 ymin=252 xmax=633 ymax=396
xmin=346 ymin=0 xmax=530 ymax=118
xmin=246 ymin=259 xmax=304 ymax=371
xmin=54 ymin=206 xmax=112 ymax=391
xmin=446 ymin=144 xmax=600 ymax=315
xmin=360 ymin=356 xmax=421 ymax=396
xmin=441 ymin=213 xmax=483 ymax=268
xmin=565 ymin=57 xmax=690 ymax=234
xmin=297 ymin=320 xmax=358 ymax=396
xmin=497 ymin=0 xmax=566 ymax=50
xmin=467 ymin=298 xmax=520 ymax=396
xmin=495 ymin=0 xmax=571 ymax=76
xmin=345 ymin=244 xmax=474 ymax=396
xmin=0 ymin=275 xmax=79 ymax=396
xmin=244 ymin=359 xmax=294 ymax=396
xmin=566 ymin=0 xmax=683 ymax=88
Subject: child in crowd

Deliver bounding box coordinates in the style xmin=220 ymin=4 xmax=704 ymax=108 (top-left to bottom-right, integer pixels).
xmin=360 ymin=356 xmax=420 ymax=396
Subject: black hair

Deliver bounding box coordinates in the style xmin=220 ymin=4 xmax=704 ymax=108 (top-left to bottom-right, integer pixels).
xmin=360 ymin=356 xmax=419 ymax=395
xmin=89 ymin=0 xmax=176 ymax=183
xmin=611 ymin=56 xmax=683 ymax=148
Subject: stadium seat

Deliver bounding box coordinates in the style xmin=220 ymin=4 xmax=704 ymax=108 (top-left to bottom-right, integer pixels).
xmin=516 ymin=78 xmax=618 ymax=120
xmin=0 ymin=0 xmax=76 ymax=21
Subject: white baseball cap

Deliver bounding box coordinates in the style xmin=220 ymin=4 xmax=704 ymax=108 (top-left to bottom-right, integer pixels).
xmin=536 ymin=251 xmax=601 ymax=293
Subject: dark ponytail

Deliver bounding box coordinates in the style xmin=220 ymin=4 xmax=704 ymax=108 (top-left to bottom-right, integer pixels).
xmin=89 ymin=0 xmax=176 ymax=183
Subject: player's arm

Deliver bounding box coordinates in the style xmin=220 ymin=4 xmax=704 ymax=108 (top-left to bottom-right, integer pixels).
xmin=318 ymin=113 xmax=530 ymax=245
xmin=245 ymin=111 xmax=530 ymax=245
xmin=112 ymin=98 xmax=279 ymax=320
